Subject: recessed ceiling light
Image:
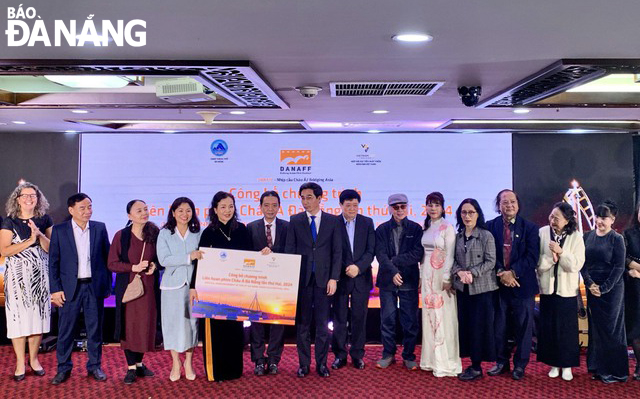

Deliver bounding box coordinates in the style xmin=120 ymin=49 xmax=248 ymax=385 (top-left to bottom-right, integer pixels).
xmin=163 ymin=130 xmax=177 ymax=134
xmin=44 ymin=75 xmax=135 ymax=88
xmin=372 ymin=110 xmax=389 ymax=114
xmin=229 ymin=111 xmax=246 ymax=115
xmin=71 ymin=109 xmax=90 ymax=114
xmin=64 ymin=130 xmax=78 ymax=134
xmin=269 ymin=130 xmax=285 ymax=133
xmin=12 ymin=121 xmax=26 ymax=124
xmin=513 ymin=108 xmax=530 ymax=114
xmin=367 ymin=130 xmax=382 ymax=134
xmin=392 ymin=33 xmax=433 ymax=43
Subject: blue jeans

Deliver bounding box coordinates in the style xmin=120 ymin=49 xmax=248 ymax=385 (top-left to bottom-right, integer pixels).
xmin=379 ymin=288 xmax=419 ymax=361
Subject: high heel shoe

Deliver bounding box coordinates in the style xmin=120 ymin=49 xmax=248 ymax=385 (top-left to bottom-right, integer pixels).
xmin=184 ymin=361 xmax=196 ymax=381
xmin=29 ymin=365 xmax=45 ymax=377
xmin=169 ymin=365 xmax=181 ymax=382
xmin=13 ymin=373 xmax=25 ymax=381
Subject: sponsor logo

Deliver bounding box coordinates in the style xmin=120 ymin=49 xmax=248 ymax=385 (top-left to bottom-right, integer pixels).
xmin=361 ymin=144 xmax=369 ymax=153
xmin=219 ymin=251 xmax=227 ymax=260
xmin=280 ymin=149 xmax=311 ymax=174
xmin=210 ymin=140 xmax=228 ymax=156
xmin=243 ymin=258 xmax=256 ymax=268
xmin=5 ymin=6 xmax=146 ymax=47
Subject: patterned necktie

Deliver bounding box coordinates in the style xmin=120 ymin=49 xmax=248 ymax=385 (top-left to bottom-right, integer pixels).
xmin=503 ymin=218 xmax=512 ymax=270
xmin=266 ymin=223 xmax=273 ymax=248
xmin=310 ymin=215 xmax=318 ymax=242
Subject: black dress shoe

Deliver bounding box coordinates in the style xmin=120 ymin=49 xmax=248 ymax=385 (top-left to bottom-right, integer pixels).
xmin=268 ymin=364 xmax=278 ymax=375
xmin=331 ymin=358 xmax=347 ymax=370
xmin=296 ymin=366 xmax=310 ymax=378
xmin=254 ymin=363 xmax=266 ymax=376
xmin=124 ymin=370 xmax=137 ymax=385
xmin=136 ymin=364 xmax=154 ymax=377
xmin=512 ymin=367 xmax=525 ymax=381
xmin=13 ymin=373 xmax=25 ymax=382
xmin=51 ymin=371 xmax=71 ymax=385
xmin=352 ymin=358 xmax=365 ymax=370
xmin=317 ymin=364 xmax=330 ymax=378
xmin=458 ymin=367 xmax=483 ymax=381
xmin=31 ymin=368 xmax=46 ymax=377
xmin=88 ymin=368 xmax=107 ymax=381
xmin=487 ymin=363 xmax=509 ymax=376
xmin=600 ymin=374 xmax=627 ymax=384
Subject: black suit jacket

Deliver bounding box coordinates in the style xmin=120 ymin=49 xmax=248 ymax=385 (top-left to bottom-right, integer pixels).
xmin=247 ymin=217 xmax=289 ymax=254
xmin=49 ymin=220 xmax=112 ymax=300
xmin=285 ymin=211 xmax=343 ymax=288
xmin=486 ymin=215 xmax=540 ymax=298
xmin=338 ymin=214 xmax=375 ymax=293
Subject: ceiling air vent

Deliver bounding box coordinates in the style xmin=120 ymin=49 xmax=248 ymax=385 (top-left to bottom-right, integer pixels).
xmin=330 ymin=81 xmax=444 ymax=97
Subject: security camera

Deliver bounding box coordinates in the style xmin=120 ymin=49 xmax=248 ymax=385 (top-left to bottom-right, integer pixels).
xmin=458 ymin=86 xmax=482 ymax=107
xmin=295 ymin=86 xmax=322 ymax=99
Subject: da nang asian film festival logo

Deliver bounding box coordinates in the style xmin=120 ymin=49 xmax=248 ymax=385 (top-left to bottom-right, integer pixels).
xmin=5 ymin=5 xmax=146 ymax=46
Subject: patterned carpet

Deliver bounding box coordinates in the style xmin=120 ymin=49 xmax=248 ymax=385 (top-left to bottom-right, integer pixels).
xmin=0 ymin=345 xmax=637 ymax=398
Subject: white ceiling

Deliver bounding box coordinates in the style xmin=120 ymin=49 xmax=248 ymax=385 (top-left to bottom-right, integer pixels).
xmin=1 ymin=0 xmax=640 ymax=133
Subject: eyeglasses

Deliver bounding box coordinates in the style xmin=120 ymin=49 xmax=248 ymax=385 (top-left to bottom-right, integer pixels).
xmin=18 ymin=194 xmax=37 ymax=199
xmin=391 ymin=204 xmax=407 ymax=211
xmin=461 ymin=210 xmax=477 ymax=216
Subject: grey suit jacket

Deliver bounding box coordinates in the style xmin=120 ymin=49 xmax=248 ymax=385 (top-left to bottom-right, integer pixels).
xmin=451 ymin=227 xmax=498 ymax=295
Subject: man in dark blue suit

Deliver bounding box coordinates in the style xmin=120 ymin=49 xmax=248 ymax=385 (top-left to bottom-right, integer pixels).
xmin=331 ymin=189 xmax=375 ymax=371
xmin=49 ymin=193 xmax=111 ymax=385
xmin=485 ymin=189 xmax=540 ymax=381
xmin=246 ymin=191 xmax=289 ymax=376
xmin=285 ymin=182 xmax=342 ymax=378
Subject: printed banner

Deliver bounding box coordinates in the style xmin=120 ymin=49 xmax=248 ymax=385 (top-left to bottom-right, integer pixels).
xmin=192 ymin=248 xmax=301 ymax=325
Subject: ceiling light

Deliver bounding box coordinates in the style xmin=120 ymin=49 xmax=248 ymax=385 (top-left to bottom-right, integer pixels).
xmin=12 ymin=121 xmax=26 ymax=124
xmin=163 ymin=130 xmax=177 ymax=134
xmin=64 ymin=130 xmax=78 ymax=134
xmin=269 ymin=130 xmax=285 ymax=133
xmin=71 ymin=109 xmax=90 ymax=114
xmin=513 ymin=108 xmax=530 ymax=114
xmin=372 ymin=110 xmax=389 ymax=114
xmin=453 ymin=120 xmax=638 ymax=125
xmin=76 ymin=119 xmax=301 ymax=125
xmin=44 ymin=75 xmax=136 ymax=89
xmin=567 ymin=74 xmax=640 ymax=93
xmin=229 ymin=111 xmax=246 ymax=115
xmin=367 ymin=130 xmax=382 ymax=134
xmin=392 ymin=33 xmax=433 ymax=43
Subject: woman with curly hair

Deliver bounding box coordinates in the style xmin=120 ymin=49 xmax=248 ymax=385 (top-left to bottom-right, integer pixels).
xmin=0 ymin=182 xmax=52 ymax=381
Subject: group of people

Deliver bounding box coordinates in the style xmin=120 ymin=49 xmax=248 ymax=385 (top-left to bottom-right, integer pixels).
xmin=1 ymin=181 xmax=639 ymax=386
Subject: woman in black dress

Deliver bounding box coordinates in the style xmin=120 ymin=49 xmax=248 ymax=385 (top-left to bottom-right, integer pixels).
xmin=581 ymin=201 xmax=628 ymax=383
xmin=623 ymin=202 xmax=640 ymax=380
xmin=190 ymin=191 xmax=251 ymax=381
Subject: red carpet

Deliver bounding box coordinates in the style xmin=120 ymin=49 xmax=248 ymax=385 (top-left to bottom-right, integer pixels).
xmin=0 ymin=345 xmax=637 ymax=398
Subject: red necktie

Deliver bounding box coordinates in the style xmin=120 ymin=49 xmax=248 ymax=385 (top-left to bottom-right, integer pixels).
xmin=503 ymin=219 xmax=512 ymax=270
xmin=266 ymin=223 xmax=273 ymax=248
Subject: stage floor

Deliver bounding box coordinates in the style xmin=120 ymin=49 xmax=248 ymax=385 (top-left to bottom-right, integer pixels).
xmin=0 ymin=345 xmax=637 ymax=398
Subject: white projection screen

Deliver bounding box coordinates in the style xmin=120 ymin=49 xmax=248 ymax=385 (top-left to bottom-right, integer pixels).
xmin=80 ymin=132 xmax=512 ymax=306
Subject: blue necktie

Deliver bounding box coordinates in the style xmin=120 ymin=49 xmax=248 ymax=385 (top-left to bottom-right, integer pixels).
xmin=310 ymin=215 xmax=318 ymax=242
xmin=310 ymin=215 xmax=317 ymax=273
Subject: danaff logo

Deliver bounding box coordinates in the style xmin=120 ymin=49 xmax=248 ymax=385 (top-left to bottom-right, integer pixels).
xmin=280 ymin=150 xmax=311 ymax=165
xmin=5 ymin=5 xmax=146 ymax=47
xmin=242 ymin=259 xmax=256 ymax=268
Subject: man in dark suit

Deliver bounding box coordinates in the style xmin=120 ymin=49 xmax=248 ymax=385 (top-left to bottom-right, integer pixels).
xmin=485 ymin=189 xmax=540 ymax=380
xmin=49 ymin=193 xmax=111 ymax=385
xmin=331 ymin=189 xmax=375 ymax=371
xmin=285 ymin=182 xmax=342 ymax=378
xmin=375 ymin=193 xmax=424 ymax=371
xmin=247 ymin=191 xmax=289 ymax=376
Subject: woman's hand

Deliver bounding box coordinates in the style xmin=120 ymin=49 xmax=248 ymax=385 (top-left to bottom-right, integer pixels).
xmin=589 ymin=283 xmax=601 ymax=297
xmin=549 ymin=241 xmax=563 ymax=255
xmin=189 ymin=250 xmax=204 ymax=261
xmin=629 ymin=269 xmax=640 ymax=279
xmin=132 ymin=260 xmax=148 ymax=273
xmin=189 ymin=289 xmax=199 ymax=306
xmin=145 ymin=261 xmax=156 ymax=275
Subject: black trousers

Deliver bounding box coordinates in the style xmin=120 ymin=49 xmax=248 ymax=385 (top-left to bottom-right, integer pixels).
xmin=296 ymin=274 xmax=331 ymax=368
xmin=494 ymin=287 xmax=535 ymax=369
xmin=56 ymin=281 xmax=104 ymax=373
xmin=249 ymin=322 xmax=285 ymax=365
xmin=124 ymin=349 xmax=144 ymax=366
xmin=331 ymin=286 xmax=369 ymax=361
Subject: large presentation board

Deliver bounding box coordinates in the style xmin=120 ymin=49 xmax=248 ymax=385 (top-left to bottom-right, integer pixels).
xmin=80 ymin=132 xmax=512 ymax=306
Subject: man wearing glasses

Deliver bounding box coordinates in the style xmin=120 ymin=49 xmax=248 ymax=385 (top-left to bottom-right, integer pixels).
xmin=374 ymin=194 xmax=424 ymax=371
xmin=485 ymin=189 xmax=540 ymax=381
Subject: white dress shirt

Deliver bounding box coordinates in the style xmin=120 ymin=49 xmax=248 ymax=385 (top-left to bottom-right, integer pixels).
xmin=72 ymin=219 xmax=91 ymax=279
